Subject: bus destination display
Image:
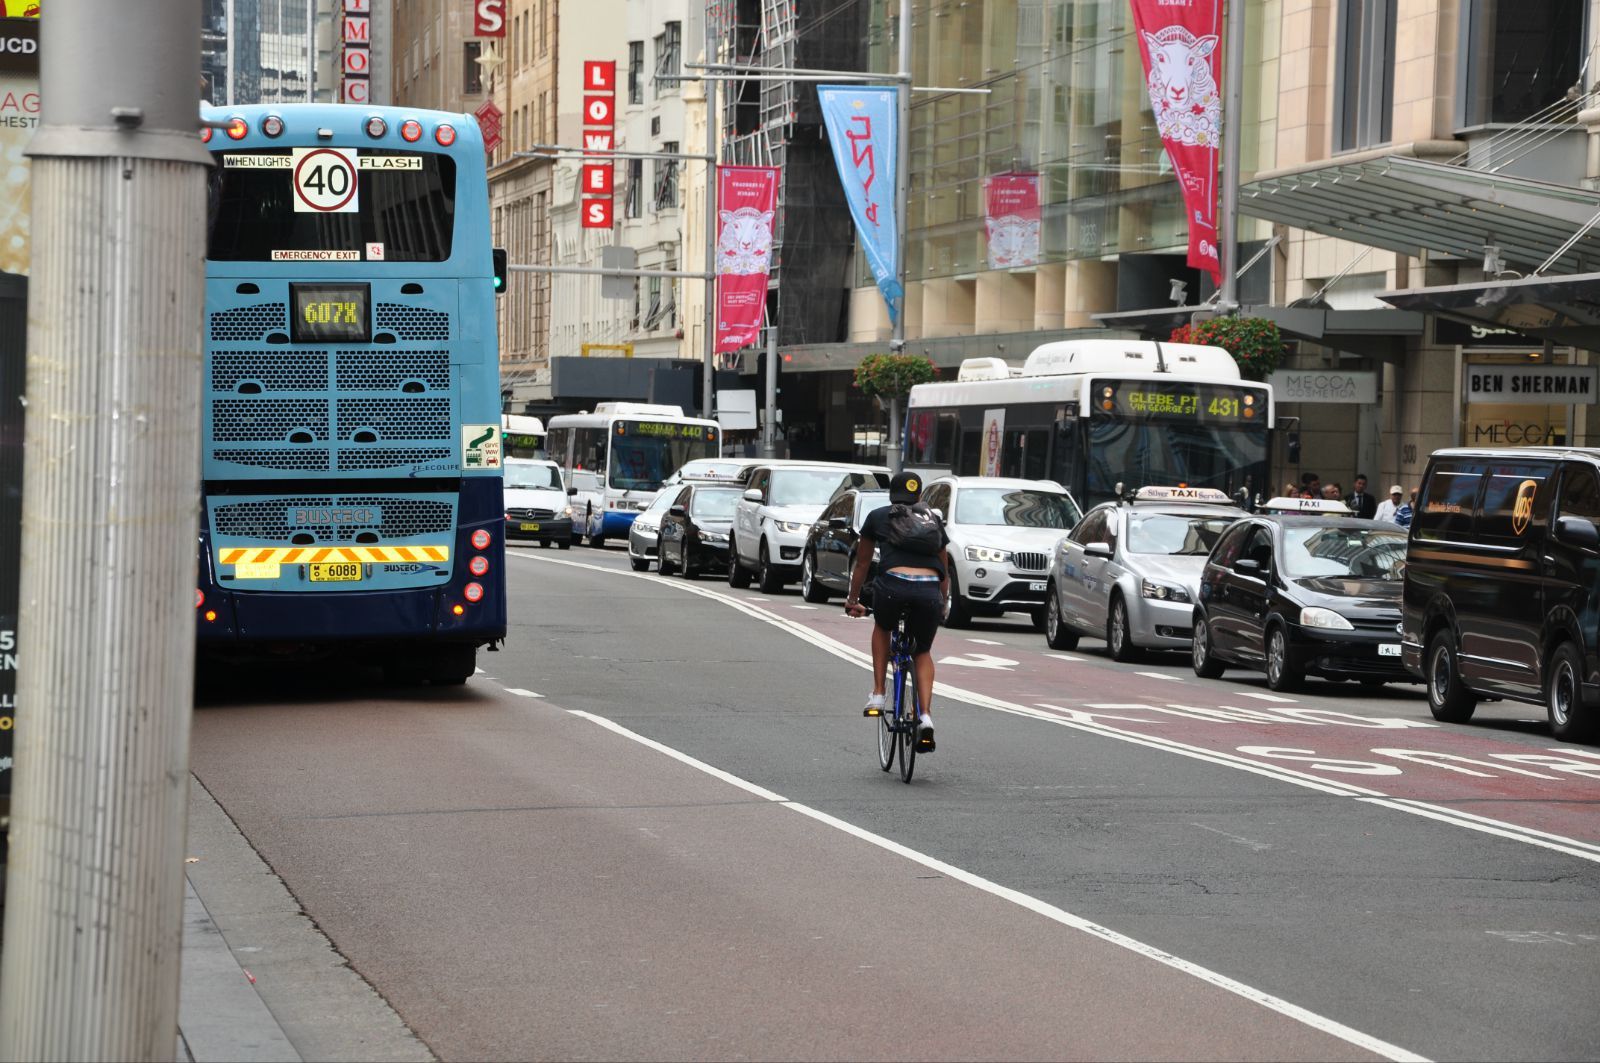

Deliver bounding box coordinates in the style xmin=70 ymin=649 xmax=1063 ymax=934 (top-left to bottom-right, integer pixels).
xmin=617 ymin=420 xmax=717 ymax=441
xmin=1114 ymin=382 xmax=1261 ymax=423
xmin=290 ymin=283 xmax=371 ymax=343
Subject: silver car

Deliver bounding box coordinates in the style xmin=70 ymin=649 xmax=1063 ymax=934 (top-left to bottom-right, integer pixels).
xmin=627 ymin=489 xmax=679 ymax=571
xmin=1045 ymin=488 xmax=1245 ymax=659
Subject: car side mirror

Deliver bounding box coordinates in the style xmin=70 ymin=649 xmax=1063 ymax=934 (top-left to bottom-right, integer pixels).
xmin=566 ymin=486 xmax=577 ymax=496
xmin=1235 ymin=557 xmax=1262 ymax=574
xmin=1556 ymin=514 xmax=1600 ymax=547
xmin=743 ymin=488 xmax=763 ymax=502
xmin=1084 ymin=542 xmax=1113 ymax=559
xmin=828 ymin=515 xmax=850 ymax=528
xmin=669 ymin=505 xmax=686 ymax=517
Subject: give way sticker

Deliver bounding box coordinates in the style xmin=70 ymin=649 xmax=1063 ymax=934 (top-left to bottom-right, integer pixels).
xmin=291 ymin=147 xmax=358 ymax=213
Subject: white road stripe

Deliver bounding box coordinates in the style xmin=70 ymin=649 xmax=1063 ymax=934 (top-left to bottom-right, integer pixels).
xmin=1136 ymin=671 xmax=1185 ymax=682
xmin=504 ymin=688 xmax=544 ymax=699
xmin=1045 ymin=653 xmax=1085 ymax=662
xmin=967 ymin=638 xmax=1003 ymax=645
xmin=567 ymin=709 xmax=788 ymax=803
xmin=1234 ymin=691 xmax=1298 ymax=703
xmin=791 ymin=605 xmax=818 ymax=610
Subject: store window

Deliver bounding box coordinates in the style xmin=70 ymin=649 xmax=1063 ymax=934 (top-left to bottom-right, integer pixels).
xmin=463 ymin=42 xmax=482 ymax=96
xmin=1334 ymin=0 xmax=1395 ymax=152
xmin=628 ymin=41 xmax=644 ymax=105
xmin=1458 ymin=0 xmax=1585 ymax=127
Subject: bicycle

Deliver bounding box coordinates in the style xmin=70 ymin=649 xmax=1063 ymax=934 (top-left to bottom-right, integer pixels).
xmin=875 ymin=615 xmax=921 ymax=784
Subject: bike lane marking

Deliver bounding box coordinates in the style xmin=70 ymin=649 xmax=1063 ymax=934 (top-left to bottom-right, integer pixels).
xmin=508 ymin=551 xmax=1600 ymax=863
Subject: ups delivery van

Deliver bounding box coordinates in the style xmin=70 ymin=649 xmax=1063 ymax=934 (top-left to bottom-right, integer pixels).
xmin=1401 ymin=447 xmax=1600 ymax=740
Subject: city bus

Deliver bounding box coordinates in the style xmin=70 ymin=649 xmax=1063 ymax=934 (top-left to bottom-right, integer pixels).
xmin=502 ymin=413 xmax=545 ymax=458
xmin=545 ymin=402 xmax=722 ymax=546
xmin=196 ymin=103 xmax=506 ymax=685
xmin=904 ymin=340 xmax=1274 ymax=508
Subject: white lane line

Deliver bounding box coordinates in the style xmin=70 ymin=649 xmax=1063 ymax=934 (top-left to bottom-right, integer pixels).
xmin=747 ymin=597 xmax=771 ymax=602
xmin=792 ymin=605 xmax=818 ymax=611
xmin=504 ymin=688 xmax=544 ymax=699
xmin=1234 ymin=691 xmax=1298 ymax=703
xmin=511 ymin=551 xmax=1600 ymax=865
xmin=1136 ymin=671 xmax=1185 ymax=683
xmin=967 ymin=638 xmax=1003 ymax=646
xmin=561 ymin=698 xmax=1425 ymax=1062
xmin=1192 ymin=822 xmax=1273 ymax=852
xmin=1045 ymin=653 xmax=1085 ymax=662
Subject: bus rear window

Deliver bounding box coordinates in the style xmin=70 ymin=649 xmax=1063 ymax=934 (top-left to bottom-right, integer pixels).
xmin=207 ymin=150 xmax=456 ymax=262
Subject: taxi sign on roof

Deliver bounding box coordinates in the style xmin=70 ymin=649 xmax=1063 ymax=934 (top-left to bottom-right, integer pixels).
xmin=1259 ymin=496 xmax=1353 ymax=515
xmin=1134 ymin=485 xmax=1233 ymax=504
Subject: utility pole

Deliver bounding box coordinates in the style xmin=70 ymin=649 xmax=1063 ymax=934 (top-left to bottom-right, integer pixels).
xmin=0 ymin=3 xmax=210 ymax=1059
xmin=761 ymin=323 xmax=778 ymax=458
xmin=885 ymin=0 xmax=912 ymax=473
xmin=701 ymin=15 xmax=719 ymax=421
xmin=1217 ymin=0 xmax=1245 ymax=312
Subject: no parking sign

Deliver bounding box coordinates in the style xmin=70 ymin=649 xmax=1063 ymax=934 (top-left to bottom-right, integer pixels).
xmin=292 ymin=147 xmax=359 ymax=213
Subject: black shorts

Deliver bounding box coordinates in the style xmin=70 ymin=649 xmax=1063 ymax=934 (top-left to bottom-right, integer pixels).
xmin=872 ymin=572 xmax=943 ymax=654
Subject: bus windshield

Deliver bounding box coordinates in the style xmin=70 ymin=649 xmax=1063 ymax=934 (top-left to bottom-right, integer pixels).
xmin=609 ymin=430 xmax=719 ymax=491
xmin=954 ymin=488 xmax=1080 ymax=528
xmin=207 ymin=150 xmax=456 ymax=261
xmin=1086 ymin=417 xmax=1267 ymax=506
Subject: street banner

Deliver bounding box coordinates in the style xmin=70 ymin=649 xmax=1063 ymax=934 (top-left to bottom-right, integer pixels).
xmin=817 ymin=85 xmax=901 ymax=321
xmin=714 ymin=165 xmax=778 ymax=353
xmin=981 ymin=408 xmax=1005 ymax=477
xmin=983 ymin=171 xmax=1040 ymax=269
xmin=1129 ymin=0 xmax=1223 ymax=283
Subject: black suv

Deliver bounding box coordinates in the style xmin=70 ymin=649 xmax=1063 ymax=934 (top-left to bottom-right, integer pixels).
xmin=1402 ymin=447 xmax=1600 ymax=740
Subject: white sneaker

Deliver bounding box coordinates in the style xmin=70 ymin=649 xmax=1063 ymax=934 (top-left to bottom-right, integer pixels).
xmin=863 ymin=693 xmax=886 ymax=717
xmin=916 ymin=715 xmax=936 ymax=752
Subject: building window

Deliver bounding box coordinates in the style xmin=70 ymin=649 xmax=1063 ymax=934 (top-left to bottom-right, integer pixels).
xmin=654 ymin=22 xmax=681 ymax=92
xmin=654 ymin=142 xmax=679 ymax=211
xmin=626 ymin=158 xmax=644 ymax=218
xmin=628 ymin=41 xmax=644 ymax=105
xmin=1459 ymin=0 xmax=1585 ymax=127
xmin=539 ymin=0 xmax=549 ymax=55
xmin=463 ymin=42 xmax=483 ymax=95
xmin=1333 ymin=0 xmax=1395 ymax=152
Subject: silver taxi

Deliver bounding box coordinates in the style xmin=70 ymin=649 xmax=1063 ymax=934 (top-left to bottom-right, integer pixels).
xmin=1044 ymin=486 xmax=1246 ymax=659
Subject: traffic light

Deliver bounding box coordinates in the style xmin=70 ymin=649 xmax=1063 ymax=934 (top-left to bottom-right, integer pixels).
xmin=492 ymin=247 xmax=507 ymax=295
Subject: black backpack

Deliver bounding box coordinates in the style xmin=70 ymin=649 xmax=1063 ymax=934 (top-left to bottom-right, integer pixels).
xmin=881 ymin=502 xmax=943 ymax=555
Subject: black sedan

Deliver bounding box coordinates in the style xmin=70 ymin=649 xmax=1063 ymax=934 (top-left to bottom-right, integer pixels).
xmin=656 ymin=483 xmax=742 ymax=579
xmin=800 ymin=487 xmax=889 ymax=603
xmin=1190 ymin=508 xmax=1411 ymax=691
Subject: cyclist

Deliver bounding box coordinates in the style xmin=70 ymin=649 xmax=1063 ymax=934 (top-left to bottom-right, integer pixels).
xmin=845 ymin=471 xmax=951 ymax=752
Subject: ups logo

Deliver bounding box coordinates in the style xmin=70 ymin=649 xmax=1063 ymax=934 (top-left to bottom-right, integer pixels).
xmin=1512 ymin=479 xmax=1539 ymax=535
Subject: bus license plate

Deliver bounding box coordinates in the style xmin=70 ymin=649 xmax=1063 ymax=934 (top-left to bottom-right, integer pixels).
xmin=519 ymin=522 xmax=541 ymax=532
xmin=310 ymin=562 xmax=363 ymax=582
xmin=1378 ymin=643 xmax=1401 ymax=657
xmin=1029 ymin=581 xmax=1047 ymax=592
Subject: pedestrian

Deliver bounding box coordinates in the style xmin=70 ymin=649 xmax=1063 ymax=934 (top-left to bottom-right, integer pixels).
xmin=1346 ymin=474 xmax=1377 ymax=519
xmin=1322 ymin=483 xmax=1340 ymax=501
xmin=1301 ymin=472 xmax=1322 ymax=497
xmin=1375 ymin=484 xmax=1404 ymax=523
xmin=1284 ymin=482 xmax=1299 ymax=498
xmin=1395 ymin=489 xmax=1416 ymax=529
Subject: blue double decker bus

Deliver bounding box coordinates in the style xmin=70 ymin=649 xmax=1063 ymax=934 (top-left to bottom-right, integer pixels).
xmin=196 ymin=104 xmax=505 ymax=684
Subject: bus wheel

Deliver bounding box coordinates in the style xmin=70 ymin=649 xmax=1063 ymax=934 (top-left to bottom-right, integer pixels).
xmin=428 ymin=645 xmax=476 ymax=686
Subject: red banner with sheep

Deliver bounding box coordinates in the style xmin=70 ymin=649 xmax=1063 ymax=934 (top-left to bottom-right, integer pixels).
xmin=1130 ymin=0 xmax=1223 ymax=284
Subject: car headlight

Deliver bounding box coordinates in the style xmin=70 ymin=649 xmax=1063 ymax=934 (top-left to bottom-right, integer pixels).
xmin=701 ymin=531 xmax=728 ymax=543
xmin=1299 ymin=606 xmax=1354 ymax=630
xmin=561 ymin=506 xmax=573 ymax=518
xmin=965 ymin=545 xmax=1013 ymax=564
xmin=774 ymin=520 xmax=808 ymax=533
xmin=1140 ymin=579 xmax=1191 ymax=603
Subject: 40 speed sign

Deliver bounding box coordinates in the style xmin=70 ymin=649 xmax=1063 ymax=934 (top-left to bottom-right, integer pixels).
xmin=292 ymin=147 xmax=359 ymax=213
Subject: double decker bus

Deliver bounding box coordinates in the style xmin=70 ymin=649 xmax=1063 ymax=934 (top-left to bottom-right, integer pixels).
xmin=196 ymin=104 xmax=506 ymax=684
xmin=905 ymin=340 xmax=1273 ymax=508
xmin=545 ymin=403 xmax=722 ymax=546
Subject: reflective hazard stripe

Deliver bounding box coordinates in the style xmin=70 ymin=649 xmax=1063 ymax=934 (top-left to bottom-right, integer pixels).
xmin=217 ymin=545 xmax=452 ymax=564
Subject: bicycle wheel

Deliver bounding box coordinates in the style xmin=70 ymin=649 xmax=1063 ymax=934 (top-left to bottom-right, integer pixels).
xmin=898 ymin=676 xmax=919 ymax=783
xmin=877 ymin=703 xmax=895 ymax=771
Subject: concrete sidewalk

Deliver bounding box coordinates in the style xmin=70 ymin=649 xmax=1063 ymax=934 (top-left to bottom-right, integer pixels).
xmin=179 ymin=778 xmax=432 ymax=1063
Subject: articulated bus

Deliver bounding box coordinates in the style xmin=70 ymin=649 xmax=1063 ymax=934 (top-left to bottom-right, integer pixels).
xmin=905 ymin=340 xmax=1274 ymax=508
xmin=197 ymin=103 xmax=506 ymax=684
xmin=545 ymin=403 xmax=722 ymax=546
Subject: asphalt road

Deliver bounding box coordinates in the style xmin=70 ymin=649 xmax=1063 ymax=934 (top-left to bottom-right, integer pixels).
xmin=191 ymin=542 xmax=1600 ymax=1062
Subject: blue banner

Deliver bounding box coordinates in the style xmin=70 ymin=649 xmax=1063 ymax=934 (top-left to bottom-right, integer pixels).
xmin=817 ymin=85 xmax=902 ymax=322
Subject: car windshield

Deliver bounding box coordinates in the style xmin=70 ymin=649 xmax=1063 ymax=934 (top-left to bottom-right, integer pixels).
xmin=505 ymin=464 xmax=561 ymax=490
xmin=642 ymin=491 xmax=677 ymax=516
xmin=1281 ymin=526 xmax=1407 ymax=579
xmin=1127 ymin=513 xmax=1235 ymax=555
xmin=854 ymin=491 xmax=890 ymax=525
xmin=769 ymin=469 xmax=854 ymax=506
xmin=954 ymin=488 xmax=1081 ymax=528
xmin=691 ymin=489 xmax=741 ymax=519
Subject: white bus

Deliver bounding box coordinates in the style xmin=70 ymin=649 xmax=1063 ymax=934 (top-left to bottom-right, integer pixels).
xmin=501 ymin=413 xmax=545 ymax=459
xmin=545 ymin=402 xmax=723 ymax=546
xmin=905 ymin=340 xmax=1274 ymax=508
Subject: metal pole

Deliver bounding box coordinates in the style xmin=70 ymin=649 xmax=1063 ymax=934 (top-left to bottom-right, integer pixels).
xmin=702 ymin=17 xmax=718 ymax=420
xmin=0 ymin=3 xmax=210 ymax=1059
xmin=307 ymin=0 xmax=316 ymax=102
xmin=762 ymin=324 xmax=778 ymax=458
xmin=1217 ymin=0 xmax=1245 ymax=312
xmin=887 ymin=0 xmax=911 ymax=473
xmin=225 ymin=0 xmax=235 ymax=105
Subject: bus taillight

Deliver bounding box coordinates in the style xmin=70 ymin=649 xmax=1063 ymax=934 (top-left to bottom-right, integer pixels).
xmin=452 ymin=604 xmax=465 ymax=616
xmin=464 ymin=582 xmax=484 ymax=603
xmin=200 ymin=126 xmax=213 ymax=143
xmin=471 ymin=529 xmax=491 ymax=550
xmin=365 ymin=116 xmax=388 ymax=138
xmin=400 ymin=120 xmax=422 ymax=143
xmin=435 ymin=124 xmax=456 ymax=147
xmin=225 ymin=117 xmax=248 ymax=140
xmin=262 ymin=115 xmax=284 ymax=138
xmin=469 ymin=555 xmax=489 ymax=577
xmin=196 ymin=589 xmax=204 ymax=608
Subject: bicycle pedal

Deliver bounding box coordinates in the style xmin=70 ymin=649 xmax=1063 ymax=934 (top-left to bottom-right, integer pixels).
xmin=862 ymin=707 xmax=882 ymax=717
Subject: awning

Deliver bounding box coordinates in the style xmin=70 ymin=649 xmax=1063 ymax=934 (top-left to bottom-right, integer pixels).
xmin=1093 ymin=304 xmax=1423 ymax=358
xmin=1242 ymin=156 xmax=1600 ymax=274
xmin=1381 ymin=271 xmax=1600 ymax=347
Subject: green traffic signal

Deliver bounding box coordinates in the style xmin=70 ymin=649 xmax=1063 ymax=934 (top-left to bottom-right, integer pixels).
xmin=491 ymin=247 xmax=507 ymax=295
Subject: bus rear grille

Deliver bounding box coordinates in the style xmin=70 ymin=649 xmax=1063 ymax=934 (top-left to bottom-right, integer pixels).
xmin=376 ymin=303 xmax=449 ymax=341
xmin=1012 ymin=552 xmax=1048 ymax=571
xmin=213 ymin=399 xmax=330 ymax=442
xmin=337 ymin=447 xmax=454 ymax=472
xmin=337 ymin=350 xmax=450 ymax=390
xmin=209 ymin=303 xmax=285 ymax=342
xmin=212 ymin=496 xmax=454 ymax=542
xmin=213 ymin=448 xmax=331 ymax=472
xmin=212 ymin=352 xmax=328 ymax=392
xmin=334 ymin=398 xmax=452 ymax=441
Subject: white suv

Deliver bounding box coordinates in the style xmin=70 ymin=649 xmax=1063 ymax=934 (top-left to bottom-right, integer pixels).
xmin=729 ymin=462 xmax=888 ymax=592
xmin=921 ymin=475 xmax=1082 ymax=628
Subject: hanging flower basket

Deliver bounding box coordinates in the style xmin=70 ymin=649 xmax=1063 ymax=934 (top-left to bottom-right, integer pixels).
xmin=1170 ymin=316 xmax=1286 ymax=382
xmin=853 ymin=353 xmax=939 ymax=400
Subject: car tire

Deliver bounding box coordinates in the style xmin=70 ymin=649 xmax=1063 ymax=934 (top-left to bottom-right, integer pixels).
xmin=657 ymin=549 xmax=677 ymax=577
xmin=727 ymin=536 xmax=753 ymax=589
xmin=1191 ymin=614 xmax=1225 ymax=678
xmin=681 ymin=547 xmax=698 ymax=580
xmin=1030 ymin=606 xmax=1047 ymax=632
xmin=1106 ymin=593 xmax=1142 ymax=662
xmin=757 ymin=540 xmax=785 ymax=593
xmin=1044 ymin=590 xmax=1079 ymax=650
xmin=1426 ymin=629 xmax=1477 ymax=723
xmin=1545 ymin=641 xmax=1593 ymax=741
xmin=801 ymin=550 xmax=831 ymax=603
xmin=629 ymin=557 xmax=649 ymax=572
xmin=1264 ymin=622 xmax=1303 ymax=692
xmin=558 ymin=540 xmax=572 ymax=551
xmin=1359 ymin=679 xmax=1387 ymax=691
xmin=944 ymin=572 xmax=972 ymax=628
xmin=539 ymin=539 xmax=551 ymax=548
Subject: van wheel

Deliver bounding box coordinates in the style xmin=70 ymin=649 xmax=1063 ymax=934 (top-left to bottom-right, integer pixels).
xmin=727 ymin=536 xmax=753 ymax=589
xmin=1426 ymin=629 xmax=1477 ymax=722
xmin=1545 ymin=641 xmax=1594 ymax=741
xmin=1044 ymin=590 xmax=1079 ymax=650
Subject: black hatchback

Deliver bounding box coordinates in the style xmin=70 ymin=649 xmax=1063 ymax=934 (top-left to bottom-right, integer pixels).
xmin=1190 ymin=503 xmax=1411 ymax=691
xmin=656 ymin=483 xmax=743 ymax=579
xmin=799 ymin=486 xmax=889 ymax=604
